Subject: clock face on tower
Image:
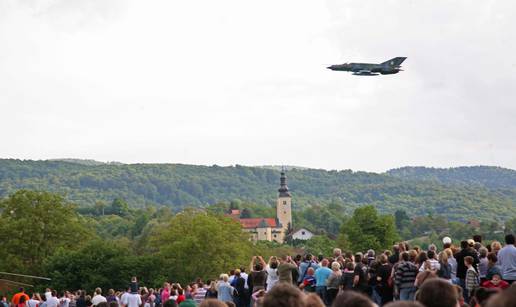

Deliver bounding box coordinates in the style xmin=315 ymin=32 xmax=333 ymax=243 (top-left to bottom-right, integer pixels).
xmin=283 ymin=201 xmax=287 ymax=205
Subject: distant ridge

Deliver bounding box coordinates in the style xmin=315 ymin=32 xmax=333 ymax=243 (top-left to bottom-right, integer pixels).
xmin=386 ymin=166 xmax=516 ymax=189
xmin=0 ymin=159 xmax=514 ymax=220
xmin=48 ymin=158 xmax=124 ymax=166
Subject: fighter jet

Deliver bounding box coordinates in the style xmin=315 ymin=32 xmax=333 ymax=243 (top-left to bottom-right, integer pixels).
xmin=327 ymin=57 xmax=407 ymax=76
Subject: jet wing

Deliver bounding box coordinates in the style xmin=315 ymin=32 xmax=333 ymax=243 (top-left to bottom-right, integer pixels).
xmin=352 ymin=70 xmax=379 ymax=76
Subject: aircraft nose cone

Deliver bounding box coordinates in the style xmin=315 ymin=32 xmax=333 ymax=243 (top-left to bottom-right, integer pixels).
xmin=327 ymin=66 xmax=333 ymax=69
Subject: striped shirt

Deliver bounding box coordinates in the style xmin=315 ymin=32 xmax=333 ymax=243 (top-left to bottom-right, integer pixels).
xmin=395 ymin=261 xmax=418 ymax=289
xmin=465 ymin=267 xmax=479 ymax=291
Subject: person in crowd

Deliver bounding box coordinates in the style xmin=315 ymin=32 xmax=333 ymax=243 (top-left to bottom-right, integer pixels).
xmin=1 ymin=296 xmax=9 ymax=307
xmin=314 ymin=258 xmax=332 ymax=305
xmin=17 ymin=295 xmax=28 ymax=307
xmin=161 ymin=283 xmax=171 ymax=304
xmin=486 ymin=252 xmax=502 ymax=280
xmin=478 ymin=247 xmax=489 ymax=283
xmin=265 ymin=256 xmax=279 ymax=292
xmin=199 ymin=300 xmax=225 ymax=307
xmin=340 ymin=261 xmax=355 ymax=291
xmin=162 ymin=299 xmax=177 ymax=307
xmin=326 ymin=261 xmax=342 ymax=305
xmin=299 ymin=267 xmax=316 ymax=293
xmin=216 ymin=274 xmax=235 ymax=303
xmin=175 ymin=289 xmax=185 ymax=305
xmin=481 ymin=273 xmax=509 ymax=290
xmin=193 ymin=281 xmax=206 ymax=305
xmin=353 ymin=253 xmax=370 ymax=295
xmin=60 ymin=292 xmax=71 ymax=307
xmin=389 ymin=245 xmax=401 ymax=265
xmin=262 ymin=283 xmax=306 ymax=307
xmin=465 ymin=255 xmax=480 ymax=302
xmin=455 ymin=240 xmax=480 ymax=296
xmin=304 ymin=293 xmax=324 ymax=307
xmin=130 ymin=277 xmax=139 ymax=294
xmin=205 ymin=281 xmax=218 ymax=299
xmin=438 ymin=251 xmax=452 ymax=283
xmin=395 ymin=252 xmax=418 ymax=301
xmin=12 ymin=288 xmax=30 ymax=306
xmin=277 ymin=255 xmax=298 ymax=284
xmin=414 ymin=260 xmax=437 ymax=288
xmin=444 ymin=248 xmax=458 ymax=283
xmin=106 ymin=290 xmax=117 ymax=305
xmin=426 ymin=250 xmax=441 ymax=271
xmin=231 ymin=269 xmax=246 ymax=307
xmin=490 ymin=241 xmax=502 ymax=255
xmin=497 ymin=233 xmax=516 ymax=284
xmin=485 ymin=284 xmax=516 ymax=307
xmin=298 ymin=254 xmax=319 ymax=284
xmin=46 ymin=291 xmax=60 ymax=307
xmin=376 ymin=254 xmax=394 ymax=305
xmin=75 ymin=291 xmax=86 ymax=307
xmin=384 ymin=302 xmax=424 ymax=307
xmin=331 ymin=290 xmax=375 ymax=307
xmin=469 ymin=287 xmax=498 ymax=307
xmin=248 ymin=256 xmax=267 ymax=294
xmin=91 ymin=289 xmax=106 ymax=306
xmin=121 ymin=288 xmax=141 ymax=307
xmin=27 ymin=293 xmax=41 ymax=307
xmin=416 ymin=278 xmax=459 ymax=307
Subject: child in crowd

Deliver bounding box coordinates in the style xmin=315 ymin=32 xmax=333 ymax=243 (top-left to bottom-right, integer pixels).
xmin=464 ymin=256 xmax=479 ymax=303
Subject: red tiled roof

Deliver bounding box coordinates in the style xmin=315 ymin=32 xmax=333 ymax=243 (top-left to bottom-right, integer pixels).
xmin=239 ymin=218 xmax=278 ymax=229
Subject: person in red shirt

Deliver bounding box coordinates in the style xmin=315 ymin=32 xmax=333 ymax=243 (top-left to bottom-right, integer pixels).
xmin=481 ymin=273 xmax=509 ymax=290
xmin=176 ymin=288 xmax=185 ymax=304
xmin=12 ymin=288 xmax=30 ymax=306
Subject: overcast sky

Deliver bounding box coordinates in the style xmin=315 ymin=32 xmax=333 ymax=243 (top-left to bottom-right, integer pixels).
xmin=1 ymin=0 xmax=515 ymax=172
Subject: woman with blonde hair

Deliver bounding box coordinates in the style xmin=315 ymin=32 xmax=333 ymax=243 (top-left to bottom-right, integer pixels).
xmin=437 ymin=251 xmax=452 ymax=282
xmin=326 ymin=262 xmax=342 ymax=305
xmin=491 ymin=241 xmax=502 ymax=255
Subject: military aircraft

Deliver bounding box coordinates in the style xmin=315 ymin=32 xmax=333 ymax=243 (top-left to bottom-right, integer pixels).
xmin=327 ymin=57 xmax=407 ymax=76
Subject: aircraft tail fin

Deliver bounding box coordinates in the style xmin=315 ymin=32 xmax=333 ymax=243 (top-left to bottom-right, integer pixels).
xmin=382 ymin=57 xmax=407 ymax=67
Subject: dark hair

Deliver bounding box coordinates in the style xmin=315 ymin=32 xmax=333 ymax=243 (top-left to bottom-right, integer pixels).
xmin=163 ymin=300 xmax=178 ymax=307
xmin=255 ymin=263 xmax=263 ymax=271
xmin=96 ymin=303 xmax=108 ymax=307
xmin=505 ymin=234 xmax=515 ymax=245
xmin=20 ymin=296 xmax=27 ymax=304
xmin=332 ymin=290 xmax=373 ymax=307
xmin=416 ymin=279 xmax=458 ymax=307
xmin=485 ymin=285 xmax=516 ymax=307
xmin=473 ymin=235 xmax=482 ymax=243
xmin=427 ymin=250 xmax=435 ymax=259
xmin=109 ymin=302 xmax=118 ymax=307
xmin=487 ymin=252 xmax=498 ymax=263
xmin=472 ymin=288 xmax=497 ymax=306
xmin=262 ymin=283 xmax=305 ymax=307
xmin=460 ymin=240 xmax=469 ymax=249
xmin=401 ymin=251 xmax=409 ymax=262
xmin=354 ymin=254 xmax=362 ymax=263
xmin=384 ymin=301 xmax=424 ymax=307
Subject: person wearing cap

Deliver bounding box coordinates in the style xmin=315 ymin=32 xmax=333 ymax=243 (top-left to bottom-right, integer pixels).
xmin=454 ymin=240 xmax=480 ymax=299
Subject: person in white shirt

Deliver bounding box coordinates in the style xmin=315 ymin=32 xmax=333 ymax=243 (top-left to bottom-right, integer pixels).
xmin=121 ymin=293 xmax=141 ymax=307
xmin=46 ymin=291 xmax=60 ymax=307
xmin=59 ymin=292 xmax=70 ymax=307
xmin=91 ymin=289 xmax=107 ymax=306
xmin=27 ymin=293 xmax=41 ymax=307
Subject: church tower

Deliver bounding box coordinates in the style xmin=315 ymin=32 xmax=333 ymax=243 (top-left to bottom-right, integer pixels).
xmin=276 ymin=169 xmax=292 ymax=235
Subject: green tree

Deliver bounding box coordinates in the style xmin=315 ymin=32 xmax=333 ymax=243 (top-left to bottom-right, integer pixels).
xmin=0 ymin=190 xmax=94 ymax=275
xmin=44 ymin=240 xmax=164 ymax=292
xmin=395 ymin=209 xmax=410 ymax=230
xmin=339 ymin=205 xmax=399 ymax=252
xmin=147 ymin=210 xmax=253 ymax=284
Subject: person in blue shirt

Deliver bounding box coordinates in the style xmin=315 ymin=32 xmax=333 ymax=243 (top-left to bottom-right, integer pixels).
xmin=314 ymin=259 xmax=332 ymax=305
xmin=497 ymin=234 xmax=516 ymax=284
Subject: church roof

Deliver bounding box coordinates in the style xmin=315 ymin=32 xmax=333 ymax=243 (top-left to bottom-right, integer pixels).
xmin=239 ymin=218 xmax=278 ymax=229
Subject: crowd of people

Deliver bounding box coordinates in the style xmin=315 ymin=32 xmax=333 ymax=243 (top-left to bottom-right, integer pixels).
xmin=1 ymin=234 xmax=515 ymax=307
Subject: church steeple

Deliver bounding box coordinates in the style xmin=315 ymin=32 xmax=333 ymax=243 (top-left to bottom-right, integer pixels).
xmin=278 ymin=168 xmax=291 ymax=197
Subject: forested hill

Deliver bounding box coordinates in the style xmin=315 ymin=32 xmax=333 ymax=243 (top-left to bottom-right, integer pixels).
xmin=386 ymin=166 xmax=516 ymax=189
xmin=0 ymin=159 xmax=515 ymax=220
